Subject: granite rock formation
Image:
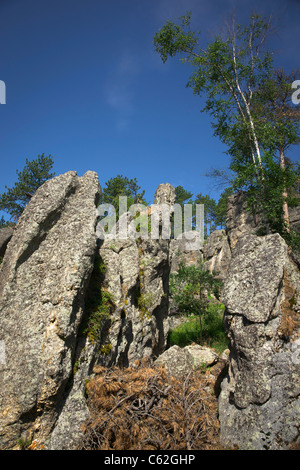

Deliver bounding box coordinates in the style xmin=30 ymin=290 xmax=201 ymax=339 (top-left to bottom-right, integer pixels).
xmin=219 ymin=233 xmax=300 ymax=450
xmin=47 ymin=182 xmax=174 ymax=449
xmin=154 ymin=182 xmax=176 ymax=206
xmin=0 ymin=171 xmax=100 ymax=449
xmin=154 ymin=344 xmax=219 ymax=376
xmin=98 ymin=237 xmax=170 ymax=367
xmin=226 ymin=191 xmax=261 ymax=250
xmin=1 ymin=170 xmax=299 ymax=451
xmin=203 ymin=229 xmax=231 ymax=280
xmin=170 ymin=230 xmax=203 ymax=274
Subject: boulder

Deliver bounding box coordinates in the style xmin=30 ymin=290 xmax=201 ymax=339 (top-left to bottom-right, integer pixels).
xmin=154 ymin=344 xmax=219 ymax=376
xmin=0 ymin=171 xmax=100 ymax=450
xmin=154 ymin=345 xmax=193 ymax=376
xmin=219 ymin=233 xmax=300 ymax=450
xmin=184 ymin=345 xmax=218 ymax=368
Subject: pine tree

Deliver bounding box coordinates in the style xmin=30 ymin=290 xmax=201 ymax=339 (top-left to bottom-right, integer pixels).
xmin=0 ymin=154 xmax=55 ymax=221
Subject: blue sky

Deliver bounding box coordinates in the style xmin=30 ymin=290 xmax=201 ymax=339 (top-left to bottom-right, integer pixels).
xmin=0 ymin=0 xmax=299 ymax=211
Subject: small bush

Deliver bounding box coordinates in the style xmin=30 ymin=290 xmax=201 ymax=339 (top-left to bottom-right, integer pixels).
xmin=81 ymin=253 xmax=115 ymax=344
xmin=168 ymin=301 xmax=228 ymax=354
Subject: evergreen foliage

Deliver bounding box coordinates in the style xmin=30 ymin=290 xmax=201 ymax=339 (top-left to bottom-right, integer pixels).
xmin=0 ymin=154 xmax=55 ymax=221
xmin=98 ymin=174 xmax=147 ymax=218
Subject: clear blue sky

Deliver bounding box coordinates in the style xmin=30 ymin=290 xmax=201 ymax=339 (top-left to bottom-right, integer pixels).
xmin=0 ymin=0 xmax=299 ymax=210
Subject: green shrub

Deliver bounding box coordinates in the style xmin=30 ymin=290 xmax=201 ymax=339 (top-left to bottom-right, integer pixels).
xmin=81 ymin=253 xmax=115 ymax=344
xmin=137 ymin=291 xmax=154 ymax=321
xmin=168 ymin=301 xmax=228 ymax=354
xmin=84 ymin=289 xmax=114 ymax=344
xmin=169 ymin=261 xmax=223 ymax=341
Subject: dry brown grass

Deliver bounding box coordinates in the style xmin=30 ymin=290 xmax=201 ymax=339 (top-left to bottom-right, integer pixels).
xmin=78 ymin=359 xmax=223 ymax=450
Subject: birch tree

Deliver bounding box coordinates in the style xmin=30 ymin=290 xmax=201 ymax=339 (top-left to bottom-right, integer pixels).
xmin=153 ymin=12 xmax=276 ymax=233
xmin=250 ymin=68 xmax=300 ymax=232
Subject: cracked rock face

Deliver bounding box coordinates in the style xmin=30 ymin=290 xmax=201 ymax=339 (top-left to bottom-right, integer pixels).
xmin=170 ymin=230 xmax=203 ymax=274
xmin=98 ymin=236 xmax=170 ymax=368
xmin=0 ymin=171 xmax=100 ymax=449
xmin=203 ymin=229 xmax=231 ymax=280
xmin=0 ymin=227 xmax=14 ymax=259
xmin=154 ymin=183 xmax=176 ymax=206
xmin=219 ymin=233 xmax=300 ymax=450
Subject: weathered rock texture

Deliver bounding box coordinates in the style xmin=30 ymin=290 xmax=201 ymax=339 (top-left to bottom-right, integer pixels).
xmin=98 ymin=237 xmax=170 ymax=367
xmin=170 ymin=230 xmax=203 ymax=273
xmin=0 ymin=171 xmax=100 ymax=449
xmin=226 ymin=190 xmax=300 ymax=250
xmin=219 ymin=233 xmax=300 ymax=450
xmin=0 ymin=226 xmax=14 ymax=258
xmin=47 ymin=183 xmax=175 ymax=449
xmin=154 ymin=182 xmax=176 ymax=205
xmin=154 ymin=344 xmax=219 ymax=377
xmin=226 ymin=191 xmax=261 ymax=250
xmin=96 ymin=183 xmax=175 ymax=367
xmin=203 ymin=229 xmax=231 ymax=280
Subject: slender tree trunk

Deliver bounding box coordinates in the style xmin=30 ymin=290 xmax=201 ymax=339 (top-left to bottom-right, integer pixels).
xmin=279 ymin=147 xmax=290 ymax=233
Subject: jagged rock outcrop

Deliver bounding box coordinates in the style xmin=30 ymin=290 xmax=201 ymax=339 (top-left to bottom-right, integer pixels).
xmin=203 ymin=229 xmax=231 ymax=280
xmin=2 ymin=169 xmax=298 ymax=451
xmin=95 ymin=183 xmax=175 ymax=366
xmin=98 ymin=237 xmax=170 ymax=367
xmin=226 ymin=191 xmax=261 ymax=249
xmin=0 ymin=171 xmax=100 ymax=450
xmin=47 ymin=182 xmax=175 ymax=449
xmin=154 ymin=183 xmax=176 ymax=205
xmin=0 ymin=226 xmax=14 ymax=258
xmin=226 ymin=190 xmax=300 ymax=250
xmin=169 ymin=228 xmax=231 ymax=282
xmin=219 ymin=233 xmax=300 ymax=450
xmin=170 ymin=230 xmax=203 ymax=273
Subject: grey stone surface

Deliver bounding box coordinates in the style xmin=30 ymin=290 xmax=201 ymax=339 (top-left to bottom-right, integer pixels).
xmin=219 ymin=233 xmax=300 ymax=450
xmin=203 ymin=229 xmax=231 ymax=280
xmin=154 ymin=344 xmax=219 ymax=376
xmin=98 ymin=236 xmax=171 ymax=367
xmin=0 ymin=226 xmax=14 ymax=258
xmin=0 ymin=171 xmax=100 ymax=449
xmin=170 ymin=230 xmax=203 ymax=273
xmin=154 ymin=345 xmax=193 ymax=376
xmin=154 ymin=183 xmax=176 ymax=206
xmin=226 ymin=191 xmax=261 ymax=249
